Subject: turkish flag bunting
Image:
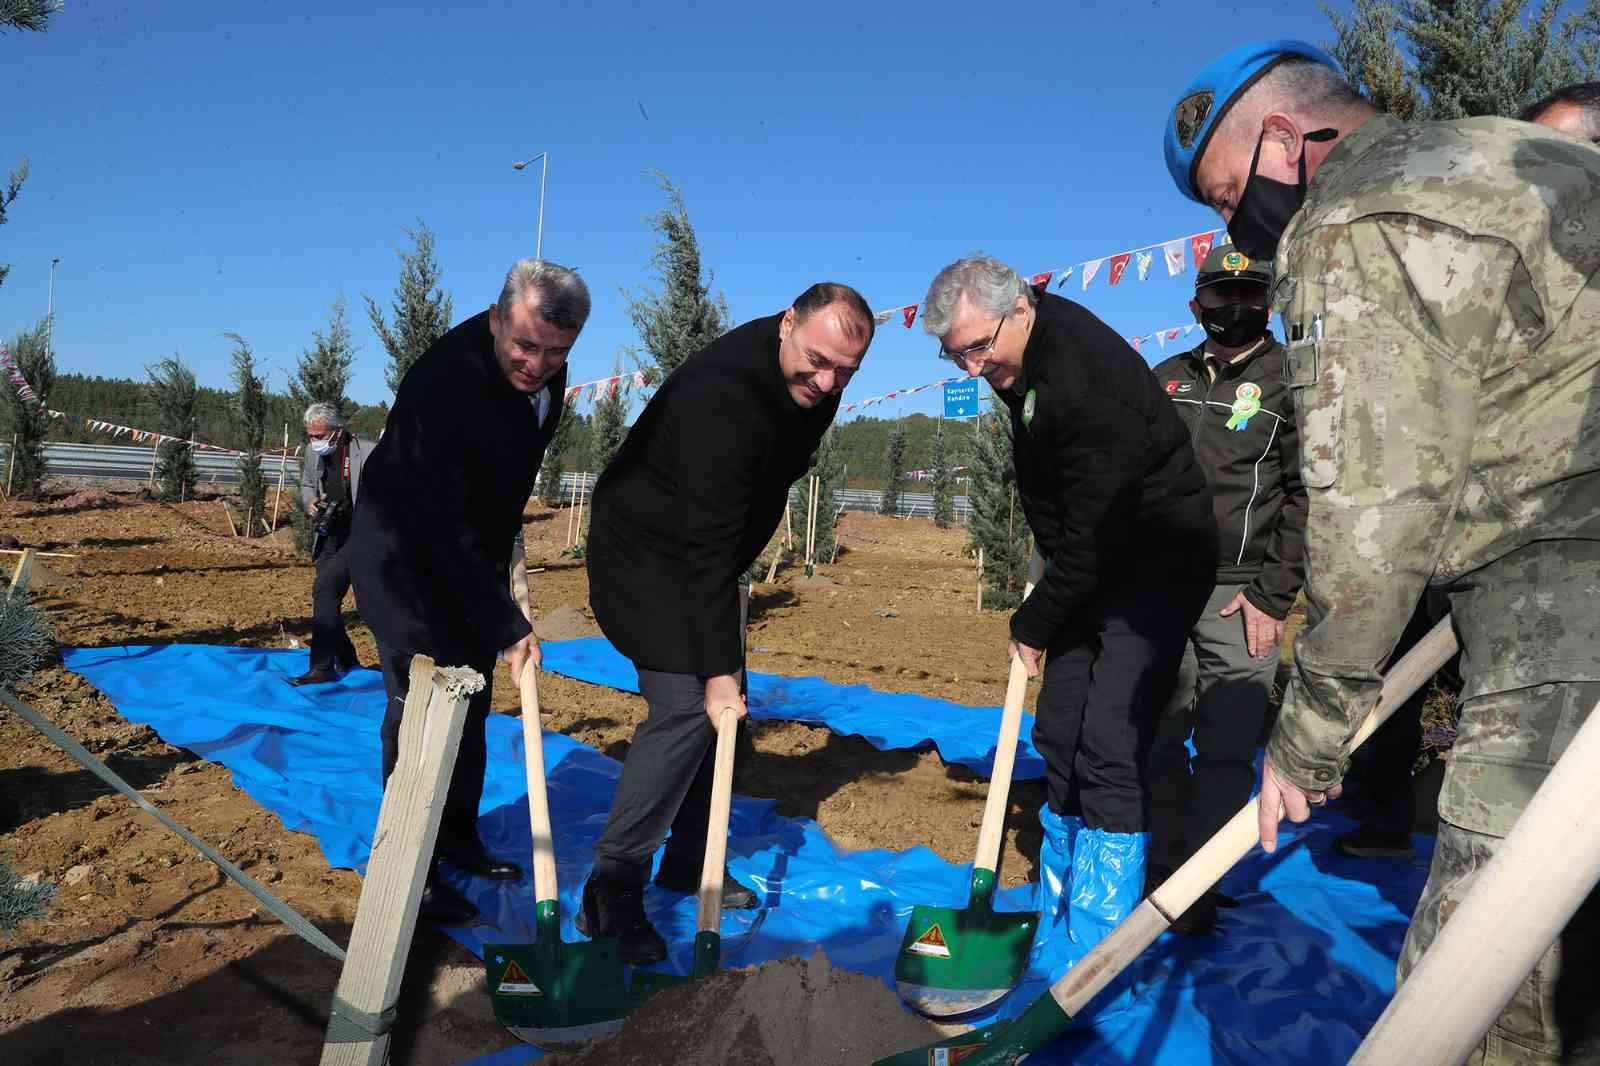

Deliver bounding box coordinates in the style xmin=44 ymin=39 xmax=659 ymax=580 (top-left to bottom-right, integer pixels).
xmin=1030 ymin=271 xmax=1053 ymax=291
xmin=902 ymin=304 xmax=917 ymax=329
xmin=1108 ymin=253 xmax=1132 ymax=287
xmin=1190 ymin=231 xmax=1216 ymax=269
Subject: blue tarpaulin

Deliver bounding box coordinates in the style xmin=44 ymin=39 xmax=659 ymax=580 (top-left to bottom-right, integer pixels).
xmin=543 ymin=636 xmax=1046 ymax=780
xmin=62 ymin=642 xmax=1430 ymax=1065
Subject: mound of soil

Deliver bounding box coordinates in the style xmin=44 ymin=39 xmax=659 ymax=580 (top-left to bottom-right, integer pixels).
xmin=550 ymin=950 xmax=948 ymax=1066
xmin=55 ymin=489 xmax=118 ymax=511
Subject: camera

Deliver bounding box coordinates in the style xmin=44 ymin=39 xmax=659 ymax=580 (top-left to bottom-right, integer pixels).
xmin=313 ymin=499 xmax=345 ymax=539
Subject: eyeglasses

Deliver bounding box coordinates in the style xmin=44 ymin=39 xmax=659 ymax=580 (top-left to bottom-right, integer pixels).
xmin=937 ymin=310 xmax=1009 ymax=366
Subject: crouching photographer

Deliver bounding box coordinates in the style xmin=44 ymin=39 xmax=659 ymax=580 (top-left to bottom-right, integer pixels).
xmin=290 ymin=402 xmax=369 ymax=686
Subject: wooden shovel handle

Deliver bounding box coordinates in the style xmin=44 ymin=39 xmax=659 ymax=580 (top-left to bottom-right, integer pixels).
xmin=520 ymin=662 xmax=560 ymax=908
xmin=973 ymin=548 xmax=1047 ymax=875
xmin=697 ymin=704 xmax=741 ymax=933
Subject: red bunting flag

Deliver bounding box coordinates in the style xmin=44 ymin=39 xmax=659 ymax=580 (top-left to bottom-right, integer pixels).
xmin=1190 ymin=231 xmax=1216 ymax=268
xmin=1130 ymin=334 xmax=1144 ymax=353
xmin=1030 ymin=271 xmax=1053 ymax=290
xmin=902 ymin=304 xmax=918 ymax=329
xmin=1108 ymin=253 xmax=1132 ymax=287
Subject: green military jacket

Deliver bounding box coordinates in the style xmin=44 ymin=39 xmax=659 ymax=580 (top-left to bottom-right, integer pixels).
xmin=1269 ymin=114 xmax=1600 ymax=799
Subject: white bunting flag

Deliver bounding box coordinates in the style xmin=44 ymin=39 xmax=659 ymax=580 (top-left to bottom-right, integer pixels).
xmin=1164 ymin=240 xmax=1187 ymax=277
xmin=1081 ymin=258 xmax=1103 ymax=290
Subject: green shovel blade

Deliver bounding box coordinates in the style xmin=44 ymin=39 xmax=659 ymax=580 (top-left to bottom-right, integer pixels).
xmin=874 ymin=992 xmax=1071 ymax=1066
xmin=894 ymin=872 xmax=1038 ymax=1018
xmin=484 ymin=906 xmax=632 ymax=1045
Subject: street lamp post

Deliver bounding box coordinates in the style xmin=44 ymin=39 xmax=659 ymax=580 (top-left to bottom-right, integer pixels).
xmin=511 ymin=151 xmax=549 ymax=260
xmin=46 ymin=257 xmax=59 ymax=358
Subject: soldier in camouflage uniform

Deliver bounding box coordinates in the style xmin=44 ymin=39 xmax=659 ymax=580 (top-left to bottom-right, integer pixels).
xmin=1165 ymin=40 xmax=1600 ymax=1062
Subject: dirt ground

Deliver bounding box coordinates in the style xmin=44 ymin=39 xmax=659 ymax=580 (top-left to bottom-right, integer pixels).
xmin=0 ymin=488 xmax=1059 ymax=1065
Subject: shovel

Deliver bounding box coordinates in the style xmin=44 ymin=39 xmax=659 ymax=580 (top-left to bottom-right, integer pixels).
xmin=486 ymin=532 xmax=632 ymax=1043
xmin=876 ymin=614 xmax=1461 ymax=1065
xmin=629 ymin=699 xmax=743 ymax=1003
xmin=894 ymin=550 xmax=1045 ymax=1018
xmin=484 ymin=662 xmax=634 ymax=1043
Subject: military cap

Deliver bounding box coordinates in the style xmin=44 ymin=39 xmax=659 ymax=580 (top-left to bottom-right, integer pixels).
xmin=1196 ymin=243 xmax=1274 ymax=290
xmin=1164 ymin=39 xmax=1341 ymax=204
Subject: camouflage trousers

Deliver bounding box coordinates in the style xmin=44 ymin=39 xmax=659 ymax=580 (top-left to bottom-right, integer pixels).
xmin=1398 ymin=680 xmax=1600 ymax=1064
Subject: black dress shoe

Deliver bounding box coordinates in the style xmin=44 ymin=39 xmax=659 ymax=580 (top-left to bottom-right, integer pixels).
xmin=1332 ymin=826 xmax=1414 ymax=859
xmin=288 ymin=667 xmax=341 ymax=686
xmin=576 ymin=874 xmax=667 ymax=965
xmin=653 ymin=867 xmax=759 ymax=910
xmin=1169 ymin=892 xmax=1219 ymax=936
xmin=418 ymin=879 xmax=479 ymax=925
xmin=438 ymin=848 xmax=523 ymax=881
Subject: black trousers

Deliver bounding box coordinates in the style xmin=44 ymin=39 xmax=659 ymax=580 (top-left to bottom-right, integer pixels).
xmin=377 ymin=641 xmax=497 ymax=857
xmin=1031 ymin=580 xmax=1210 ymax=833
xmin=310 ymin=531 xmax=358 ymax=673
xmin=591 ymin=668 xmax=734 ymax=886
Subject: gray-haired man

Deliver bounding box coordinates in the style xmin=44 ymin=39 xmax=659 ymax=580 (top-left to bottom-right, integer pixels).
xmin=349 ymin=258 xmax=584 ymax=924
xmin=290 ymin=402 xmax=371 ymax=686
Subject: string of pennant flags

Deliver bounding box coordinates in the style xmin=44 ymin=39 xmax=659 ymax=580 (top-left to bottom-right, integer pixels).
xmin=871 ymin=228 xmax=1223 ymax=330
xmin=2 ymin=344 xmax=303 ymax=459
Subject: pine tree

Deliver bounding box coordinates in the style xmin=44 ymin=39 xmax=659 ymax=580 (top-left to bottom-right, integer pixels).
xmin=1324 ymin=0 xmax=1600 ymax=120
xmin=0 ymin=580 xmax=51 ymax=689
xmin=800 ymin=428 xmax=846 ymax=566
xmin=538 ymin=405 xmax=580 ymax=507
xmin=288 ymin=296 xmax=356 ymax=416
xmin=364 ymin=222 xmax=453 ymax=395
xmin=589 ymin=357 xmax=631 ymax=475
xmin=968 ymin=397 xmax=1029 ymax=608
xmin=931 ymin=419 xmax=955 ymax=529
xmin=2 ymin=318 xmax=53 ymax=497
xmin=880 ymin=421 xmax=908 ymax=516
xmin=227 ymin=333 xmax=268 ymax=536
xmin=0 ymin=159 xmax=25 ymax=292
xmin=624 ymin=172 xmax=730 ymax=380
xmin=1 ymin=0 xmax=58 ymax=33
xmin=147 ymin=356 xmax=198 ymax=501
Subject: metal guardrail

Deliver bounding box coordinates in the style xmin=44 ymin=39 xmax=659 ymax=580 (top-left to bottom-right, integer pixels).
xmin=19 ymin=443 xmax=972 ymax=520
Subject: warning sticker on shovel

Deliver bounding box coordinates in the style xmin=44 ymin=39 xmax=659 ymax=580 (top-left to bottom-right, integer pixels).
xmin=931 ymin=1044 xmax=983 ymax=1065
xmin=496 ymin=959 xmax=543 ymax=996
xmin=905 ymin=922 xmax=952 ymax=959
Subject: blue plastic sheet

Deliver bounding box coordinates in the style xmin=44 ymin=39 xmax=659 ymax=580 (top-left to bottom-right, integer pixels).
xmin=544 ymin=636 xmax=1046 ymax=780
xmin=63 ymin=642 xmax=1431 ymax=1066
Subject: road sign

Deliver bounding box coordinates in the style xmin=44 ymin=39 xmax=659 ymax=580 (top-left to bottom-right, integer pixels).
xmin=943 ymin=379 xmax=980 ymax=419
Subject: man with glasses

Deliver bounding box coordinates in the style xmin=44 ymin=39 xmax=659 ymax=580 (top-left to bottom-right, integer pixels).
xmin=348 ymin=258 xmax=584 ymax=925
xmin=921 ymin=256 xmax=1215 ymax=988
xmin=579 ymin=282 xmax=874 ymax=964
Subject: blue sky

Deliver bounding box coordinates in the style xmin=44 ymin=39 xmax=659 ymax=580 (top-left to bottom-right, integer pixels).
xmin=1 ymin=1 xmax=1340 ymax=425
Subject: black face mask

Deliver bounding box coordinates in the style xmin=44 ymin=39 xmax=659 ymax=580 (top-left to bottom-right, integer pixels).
xmin=1199 ymin=303 xmax=1270 ymax=348
xmin=1227 ymin=127 xmax=1337 ymax=260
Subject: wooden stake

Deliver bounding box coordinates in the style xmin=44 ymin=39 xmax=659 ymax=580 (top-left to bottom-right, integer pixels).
xmin=574 ymin=473 xmax=588 ymax=546
xmin=147 ymin=444 xmax=158 ymax=492
xmin=976 ymin=547 xmax=984 ymax=611
xmin=9 ymin=548 xmax=35 ymax=595
xmin=829 ymin=503 xmax=843 ymax=564
xmin=319 ymin=657 xmax=480 ymax=1066
xmin=0 ymin=548 xmax=78 ymax=559
xmin=569 ymin=470 xmax=582 ymax=544
xmin=1348 ymin=697 xmax=1600 ymax=1066
xmin=221 ymin=500 xmax=238 ymax=537
xmin=783 ymin=502 xmax=793 ymax=550
xmin=3 ymin=432 xmax=15 ymax=498
xmin=270 ymin=423 xmax=289 ymax=531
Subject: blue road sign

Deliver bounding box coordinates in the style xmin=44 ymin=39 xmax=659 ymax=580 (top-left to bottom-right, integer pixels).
xmin=943 ymin=379 xmax=980 ymax=418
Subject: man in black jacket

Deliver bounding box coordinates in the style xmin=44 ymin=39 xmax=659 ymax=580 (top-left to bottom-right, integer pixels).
xmin=348 ymin=258 xmax=584 ymax=924
xmin=922 ymin=255 xmax=1214 ymax=976
xmin=579 ymin=282 xmax=874 ymax=964
xmin=1145 ymin=245 xmax=1305 ymax=933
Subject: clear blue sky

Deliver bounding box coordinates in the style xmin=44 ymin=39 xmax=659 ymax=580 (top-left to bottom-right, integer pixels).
xmin=1 ymin=1 xmax=1341 ymax=426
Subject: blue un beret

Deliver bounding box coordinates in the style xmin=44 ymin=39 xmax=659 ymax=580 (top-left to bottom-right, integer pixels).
xmin=1163 ymin=39 xmax=1341 ymax=204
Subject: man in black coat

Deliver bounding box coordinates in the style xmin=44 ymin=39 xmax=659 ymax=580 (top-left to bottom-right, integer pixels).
xmin=921 ymin=256 xmax=1215 ymax=977
xmin=579 ymin=282 xmax=875 ymax=964
xmin=348 ymin=258 xmax=585 ymax=924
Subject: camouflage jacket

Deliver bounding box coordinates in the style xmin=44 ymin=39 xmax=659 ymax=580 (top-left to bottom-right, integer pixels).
xmin=1268 ymin=114 xmax=1600 ymax=793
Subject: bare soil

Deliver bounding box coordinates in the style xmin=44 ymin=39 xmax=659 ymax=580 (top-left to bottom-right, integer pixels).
xmin=0 ymin=491 xmax=1046 ymax=1065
